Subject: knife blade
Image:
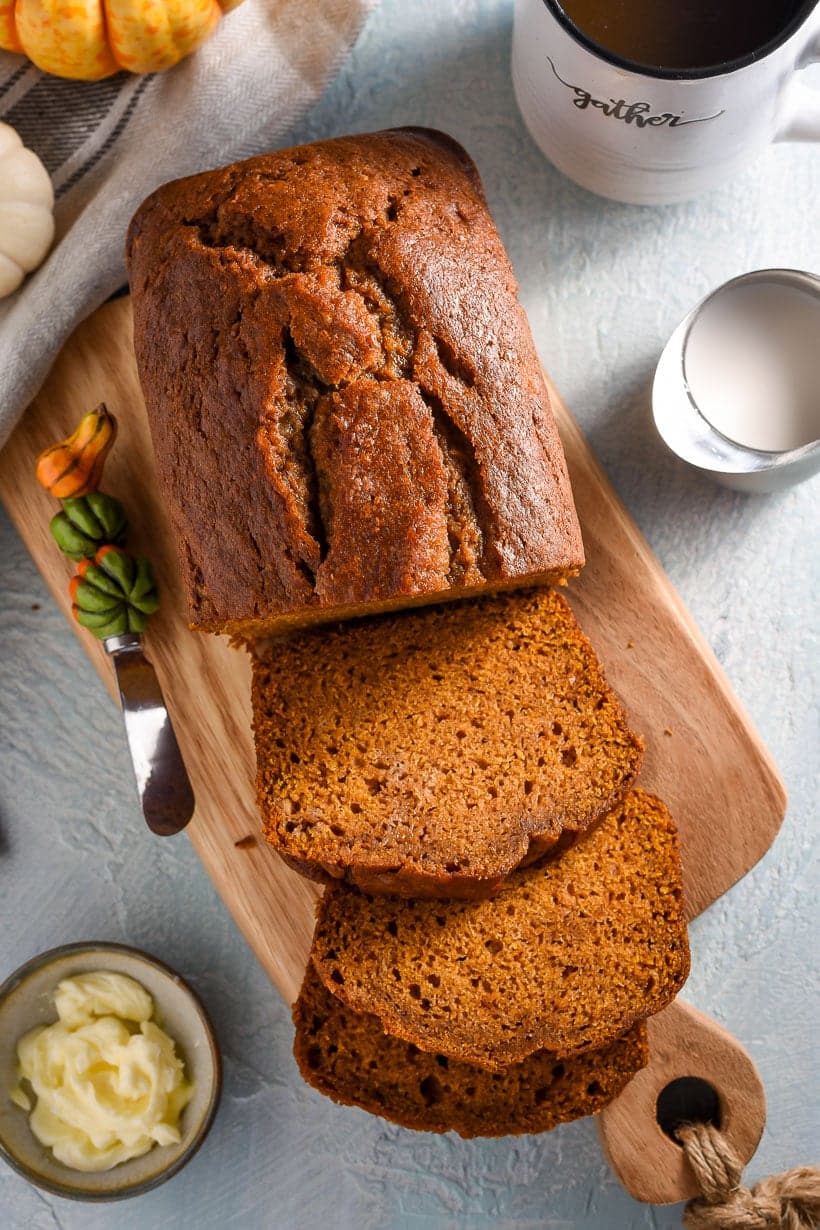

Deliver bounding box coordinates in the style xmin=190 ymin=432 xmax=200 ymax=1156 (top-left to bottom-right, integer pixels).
xmin=103 ymin=632 xmax=195 ymax=836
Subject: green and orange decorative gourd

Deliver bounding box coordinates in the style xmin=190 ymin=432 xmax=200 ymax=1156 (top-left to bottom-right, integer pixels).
xmin=35 ymin=404 xmax=117 ymax=499
xmin=50 ymin=492 xmax=128 ymax=560
xmin=35 ymin=404 xmax=161 ymax=640
xmin=71 ymin=546 xmax=160 ymax=637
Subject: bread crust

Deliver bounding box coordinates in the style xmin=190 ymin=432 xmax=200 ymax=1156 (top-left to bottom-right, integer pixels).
xmin=126 ymin=128 xmax=583 ymax=638
xmin=278 ymin=805 xmax=626 ymax=900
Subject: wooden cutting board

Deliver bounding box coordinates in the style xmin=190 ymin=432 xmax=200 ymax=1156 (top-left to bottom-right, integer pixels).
xmin=0 ymin=297 xmax=786 ymax=1201
xmin=1 ymin=295 xmax=786 ymax=1200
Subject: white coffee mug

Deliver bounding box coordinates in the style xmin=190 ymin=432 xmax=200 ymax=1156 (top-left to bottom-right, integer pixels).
xmin=512 ymin=0 xmax=820 ymax=204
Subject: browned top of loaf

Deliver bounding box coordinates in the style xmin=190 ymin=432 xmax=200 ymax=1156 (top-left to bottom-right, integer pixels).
xmin=253 ymin=588 xmax=643 ymax=899
xmin=293 ymin=964 xmax=648 ymax=1138
xmin=126 ymin=128 xmax=583 ymax=638
xmin=311 ymin=789 xmax=689 ymax=1069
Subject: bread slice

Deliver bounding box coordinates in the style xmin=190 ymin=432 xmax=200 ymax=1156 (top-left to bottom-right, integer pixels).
xmin=311 ymin=789 xmax=689 ymax=1069
xmin=293 ymin=965 xmax=648 ymax=1138
xmin=253 ymin=588 xmax=643 ymax=899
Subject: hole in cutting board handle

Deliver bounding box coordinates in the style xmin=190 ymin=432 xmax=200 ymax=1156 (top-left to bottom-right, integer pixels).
xmin=656 ymin=1076 xmax=721 ymax=1142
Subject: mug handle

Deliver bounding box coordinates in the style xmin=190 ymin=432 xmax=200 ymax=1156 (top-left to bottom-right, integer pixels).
xmin=775 ymin=28 xmax=820 ymax=141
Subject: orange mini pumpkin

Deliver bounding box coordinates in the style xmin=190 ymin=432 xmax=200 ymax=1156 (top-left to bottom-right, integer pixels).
xmin=0 ymin=0 xmax=244 ymax=80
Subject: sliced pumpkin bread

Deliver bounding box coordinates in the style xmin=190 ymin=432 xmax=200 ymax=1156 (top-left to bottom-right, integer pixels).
xmin=253 ymin=588 xmax=643 ymax=899
xmin=293 ymin=965 xmax=648 ymax=1137
xmin=311 ymin=789 xmax=689 ymax=1070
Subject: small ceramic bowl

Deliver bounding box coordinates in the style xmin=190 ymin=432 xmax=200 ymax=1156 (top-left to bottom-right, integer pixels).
xmin=0 ymin=942 xmax=221 ymax=1201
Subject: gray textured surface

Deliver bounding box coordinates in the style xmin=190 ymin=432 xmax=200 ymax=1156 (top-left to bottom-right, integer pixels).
xmin=1 ymin=1 xmax=818 ymax=1226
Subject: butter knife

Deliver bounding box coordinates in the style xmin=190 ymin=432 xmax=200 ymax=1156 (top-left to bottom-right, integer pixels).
xmin=104 ymin=633 xmax=195 ymax=836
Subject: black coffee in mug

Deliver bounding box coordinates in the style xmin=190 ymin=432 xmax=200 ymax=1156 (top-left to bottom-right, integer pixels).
xmin=558 ymin=0 xmax=805 ymax=71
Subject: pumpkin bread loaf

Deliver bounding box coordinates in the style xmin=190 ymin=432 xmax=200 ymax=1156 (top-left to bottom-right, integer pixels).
xmin=126 ymin=128 xmax=583 ymax=640
xmin=311 ymin=789 xmax=689 ymax=1069
xmin=253 ymin=588 xmax=643 ymax=899
xmin=293 ymin=965 xmax=648 ymax=1137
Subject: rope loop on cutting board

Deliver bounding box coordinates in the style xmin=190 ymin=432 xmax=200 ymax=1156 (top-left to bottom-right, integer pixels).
xmin=677 ymin=1121 xmax=820 ymax=1230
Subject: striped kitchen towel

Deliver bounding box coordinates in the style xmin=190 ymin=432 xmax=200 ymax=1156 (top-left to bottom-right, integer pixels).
xmin=0 ymin=0 xmax=378 ymax=446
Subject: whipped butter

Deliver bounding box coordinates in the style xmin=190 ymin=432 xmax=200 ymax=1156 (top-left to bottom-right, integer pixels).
xmin=11 ymin=970 xmax=193 ymax=1171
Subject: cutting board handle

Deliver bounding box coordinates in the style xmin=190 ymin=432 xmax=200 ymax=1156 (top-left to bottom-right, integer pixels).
xmin=597 ymin=999 xmax=766 ymax=1205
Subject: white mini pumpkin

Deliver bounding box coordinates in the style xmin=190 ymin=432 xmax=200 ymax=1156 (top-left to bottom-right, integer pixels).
xmin=0 ymin=121 xmax=55 ymax=299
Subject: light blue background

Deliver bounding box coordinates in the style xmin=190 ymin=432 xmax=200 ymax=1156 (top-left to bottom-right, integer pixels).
xmin=1 ymin=1 xmax=818 ymax=1226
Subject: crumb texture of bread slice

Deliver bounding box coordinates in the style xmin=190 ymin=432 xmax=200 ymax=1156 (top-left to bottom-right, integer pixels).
xmin=311 ymin=789 xmax=689 ymax=1068
xmin=293 ymin=965 xmax=648 ymax=1137
xmin=126 ymin=128 xmax=583 ymax=639
xmin=253 ymin=588 xmax=643 ymax=898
